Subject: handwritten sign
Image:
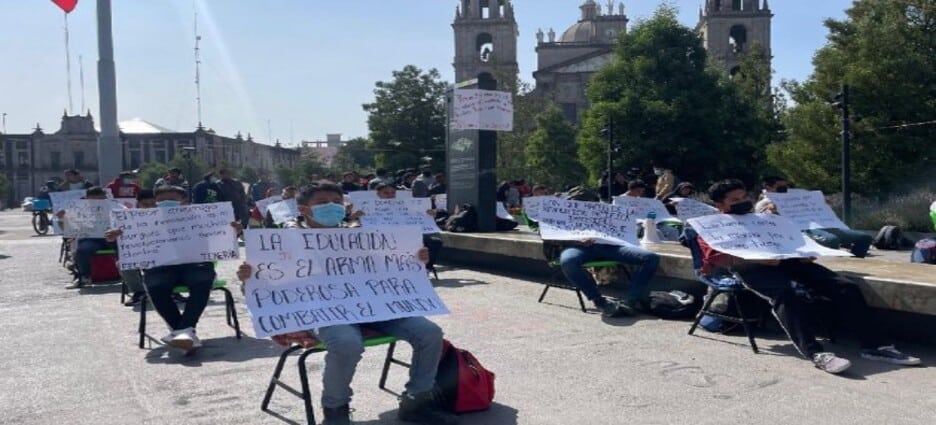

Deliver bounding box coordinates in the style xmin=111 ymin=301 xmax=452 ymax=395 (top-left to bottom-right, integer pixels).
xmin=612 ymin=196 xmax=673 ymax=220
xmin=687 ymin=213 xmax=852 ymax=260
xmin=110 ymin=203 xmax=239 ymax=270
xmin=62 ymin=199 xmax=124 ymax=239
xmin=256 ymin=195 xmax=283 ymax=216
xmin=357 ymin=198 xmax=439 ymax=234
xmin=49 ymin=189 xmax=114 ymax=212
xmin=765 ymin=191 xmax=849 ymax=230
xmin=347 ymin=190 xmax=411 ymax=206
xmin=267 ymin=199 xmax=300 ymax=225
xmin=433 ymin=194 xmax=447 ymax=212
xmin=523 ymin=196 xmax=548 ymax=220
xmin=673 ymin=197 xmax=719 ymax=221
xmin=451 ymin=89 xmax=514 ymax=132
xmin=537 ymin=198 xmax=638 ymax=246
xmin=243 ymin=227 xmax=449 ymax=337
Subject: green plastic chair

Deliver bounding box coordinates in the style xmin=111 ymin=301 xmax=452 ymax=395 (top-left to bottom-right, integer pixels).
xmin=137 ymin=274 xmax=241 ymax=348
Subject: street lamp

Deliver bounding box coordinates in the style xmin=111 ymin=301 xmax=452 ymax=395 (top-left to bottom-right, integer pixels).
xmin=831 ymin=84 xmax=852 ymax=225
xmin=182 ymin=146 xmax=196 ymax=200
xmin=599 ymin=116 xmax=616 ymax=200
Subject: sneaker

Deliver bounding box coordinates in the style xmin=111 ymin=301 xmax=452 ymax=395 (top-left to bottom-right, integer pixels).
xmin=597 ymin=299 xmax=634 ymax=318
xmin=190 ymin=330 xmax=203 ymax=349
xmin=65 ymin=277 xmax=89 ymax=289
xmin=168 ymin=327 xmax=196 ymax=352
xmin=123 ymin=291 xmax=145 ymax=307
xmin=160 ymin=330 xmax=178 ymax=344
xmin=321 ymin=404 xmax=352 ymax=425
xmin=813 ymin=352 xmax=852 ymax=374
xmin=860 ymin=345 xmax=922 ymax=366
xmin=172 ymin=294 xmax=189 ymax=303
xmin=398 ymin=391 xmax=457 ymax=425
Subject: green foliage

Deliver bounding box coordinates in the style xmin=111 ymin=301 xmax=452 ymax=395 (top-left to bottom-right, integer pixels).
xmin=498 ymin=80 xmax=549 ymax=181
xmin=525 ymin=106 xmax=586 ymax=190
xmin=362 ymin=65 xmax=447 ymax=170
xmin=827 ymin=189 xmax=936 ymax=232
xmin=578 ymin=5 xmax=775 ymax=187
xmin=0 ymin=173 xmax=11 ymax=204
xmin=331 ymin=137 xmax=375 ymax=173
xmin=238 ymin=165 xmax=259 ymax=185
xmin=274 ymin=149 xmax=328 ymax=186
xmin=136 ymin=154 xmax=211 ymax=188
xmin=769 ymin=0 xmax=936 ymax=196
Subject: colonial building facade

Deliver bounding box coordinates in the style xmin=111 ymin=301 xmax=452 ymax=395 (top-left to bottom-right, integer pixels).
xmin=0 ymin=112 xmax=299 ymax=206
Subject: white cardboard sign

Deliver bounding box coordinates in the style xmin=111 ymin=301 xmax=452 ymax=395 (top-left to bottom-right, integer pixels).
xmin=673 ymin=197 xmax=720 ymax=221
xmin=687 ymin=213 xmax=852 ymax=260
xmin=110 ymin=202 xmax=239 ymax=270
xmin=347 ymin=190 xmax=411 ymax=206
xmin=256 ymin=195 xmax=283 ymax=216
xmin=357 ymin=198 xmax=439 ymax=234
xmin=537 ymin=198 xmax=638 ymax=246
xmin=612 ymin=196 xmax=673 ymax=220
xmin=765 ymin=190 xmax=849 ymax=230
xmin=242 ymin=227 xmax=449 ymax=337
xmin=433 ymin=194 xmax=448 ymax=212
xmin=267 ymin=199 xmax=300 ymax=225
xmin=49 ymin=189 xmax=115 ymax=212
xmin=62 ymin=199 xmax=125 ymax=239
xmin=451 ymin=89 xmax=514 ymax=132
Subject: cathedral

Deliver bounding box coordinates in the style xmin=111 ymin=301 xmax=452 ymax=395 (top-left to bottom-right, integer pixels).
xmin=453 ymin=0 xmax=772 ymax=123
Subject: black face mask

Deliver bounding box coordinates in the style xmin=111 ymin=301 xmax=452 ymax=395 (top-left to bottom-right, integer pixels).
xmin=775 ymin=186 xmax=789 ymax=193
xmin=728 ymin=200 xmax=754 ymax=215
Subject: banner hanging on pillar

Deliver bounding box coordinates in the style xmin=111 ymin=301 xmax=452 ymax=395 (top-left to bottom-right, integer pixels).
xmin=51 ymin=0 xmax=79 ymax=13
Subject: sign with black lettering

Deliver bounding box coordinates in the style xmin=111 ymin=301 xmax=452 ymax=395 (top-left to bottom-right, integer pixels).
xmin=110 ymin=203 xmax=239 ymax=270
xmin=243 ymin=226 xmax=449 ymax=337
xmin=537 ymin=198 xmax=639 ymax=246
xmin=687 ymin=213 xmax=852 ymax=259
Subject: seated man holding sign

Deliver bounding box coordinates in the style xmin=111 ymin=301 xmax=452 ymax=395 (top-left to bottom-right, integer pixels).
xmin=694 ymin=180 xmax=920 ymax=374
xmin=375 ymin=183 xmax=444 ymax=274
xmin=236 ymin=183 xmax=456 ymax=425
xmin=58 ymin=187 xmax=115 ymax=289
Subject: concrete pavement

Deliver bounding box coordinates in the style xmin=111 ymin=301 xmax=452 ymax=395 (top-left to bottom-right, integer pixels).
xmin=1 ymin=210 xmax=935 ymax=425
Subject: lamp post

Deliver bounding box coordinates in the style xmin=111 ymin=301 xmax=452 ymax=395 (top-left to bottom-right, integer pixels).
xmin=832 ymin=84 xmax=851 ymax=224
xmin=600 ymin=116 xmax=615 ymax=201
xmin=182 ymin=146 xmax=196 ymax=200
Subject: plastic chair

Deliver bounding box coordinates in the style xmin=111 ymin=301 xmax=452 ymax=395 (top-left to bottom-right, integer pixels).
xmin=539 ymin=259 xmax=627 ymax=312
xmin=261 ymin=331 xmax=410 ymax=425
xmin=137 ymin=279 xmax=241 ymax=348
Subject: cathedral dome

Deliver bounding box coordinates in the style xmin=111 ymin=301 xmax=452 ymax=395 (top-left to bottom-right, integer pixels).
xmin=560 ymin=21 xmax=596 ymax=43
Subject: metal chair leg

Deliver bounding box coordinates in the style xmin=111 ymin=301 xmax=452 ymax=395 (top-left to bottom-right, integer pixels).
xmin=575 ymin=289 xmax=587 ymax=313
xmin=379 ymin=342 xmax=397 ymax=390
xmin=688 ymin=289 xmax=720 ymax=335
xmin=732 ymin=293 xmax=759 ymax=354
xmin=138 ymin=294 xmax=148 ymax=349
xmin=261 ymin=345 xmax=304 ymax=412
xmin=537 ymin=284 xmax=551 ymax=303
xmin=297 ymin=350 xmax=318 ymax=425
xmin=220 ymin=288 xmax=242 ymax=339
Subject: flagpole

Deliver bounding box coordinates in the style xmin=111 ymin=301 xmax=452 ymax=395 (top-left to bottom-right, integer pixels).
xmin=64 ymin=13 xmax=74 ymax=115
xmin=97 ymin=0 xmax=122 ymax=184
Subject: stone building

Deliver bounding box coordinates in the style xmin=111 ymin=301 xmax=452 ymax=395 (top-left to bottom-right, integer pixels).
xmin=452 ymin=0 xmax=773 ymax=124
xmin=0 ymin=112 xmax=299 ymax=206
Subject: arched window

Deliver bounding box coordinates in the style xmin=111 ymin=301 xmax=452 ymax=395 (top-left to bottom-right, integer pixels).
xmin=729 ymin=25 xmax=747 ymax=53
xmin=476 ymin=33 xmax=494 ymax=62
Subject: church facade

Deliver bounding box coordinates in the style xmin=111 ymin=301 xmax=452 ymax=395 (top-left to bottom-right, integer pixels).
xmin=453 ymin=0 xmax=772 ymax=123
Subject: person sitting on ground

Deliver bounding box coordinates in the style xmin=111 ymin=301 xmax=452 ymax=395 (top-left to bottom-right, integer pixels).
xmin=653 ymin=164 xmax=678 ymax=200
xmin=376 ymin=183 xmax=444 ymax=276
xmin=58 ymin=186 xmax=114 ymax=289
xmin=121 ymin=189 xmax=157 ymax=306
xmin=757 ymin=176 xmax=872 ymax=258
xmin=662 ymin=182 xmax=696 ymax=215
xmin=107 ymin=186 xmax=243 ymax=353
xmin=699 ymin=179 xmax=920 ymax=374
xmin=236 ymin=183 xmax=457 ymax=425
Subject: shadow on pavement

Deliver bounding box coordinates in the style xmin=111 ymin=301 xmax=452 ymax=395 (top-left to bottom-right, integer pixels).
xmin=363 ymin=402 xmax=520 ymax=425
xmin=143 ymin=335 xmax=284 ymax=366
xmin=433 ymin=278 xmax=487 ymax=288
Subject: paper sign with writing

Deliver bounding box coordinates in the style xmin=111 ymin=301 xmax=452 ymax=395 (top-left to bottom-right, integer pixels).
xmin=612 ymin=196 xmax=673 ymax=220
xmin=62 ymin=199 xmax=124 ymax=239
xmin=110 ymin=202 xmax=239 ymax=270
xmin=451 ymin=89 xmax=514 ymax=132
xmin=49 ymin=189 xmax=114 ymax=212
xmin=256 ymin=196 xmax=283 ymax=216
xmin=523 ymin=196 xmax=548 ymax=220
xmin=765 ymin=191 xmax=849 ymax=230
xmin=673 ymin=197 xmax=720 ymax=221
xmin=433 ymin=194 xmax=447 ymax=212
xmin=357 ymin=198 xmax=439 ymax=234
xmin=347 ymin=190 xmax=411 ymax=206
xmin=243 ymin=226 xmax=449 ymax=337
xmin=687 ymin=213 xmax=852 ymax=260
xmin=537 ymin=198 xmax=638 ymax=246
xmin=267 ymin=199 xmax=300 ymax=225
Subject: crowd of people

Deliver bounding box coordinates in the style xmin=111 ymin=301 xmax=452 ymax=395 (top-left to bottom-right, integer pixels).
xmin=38 ymin=162 xmax=929 ymax=425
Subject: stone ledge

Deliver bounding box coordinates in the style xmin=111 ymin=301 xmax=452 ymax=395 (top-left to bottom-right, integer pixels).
xmin=439 ymin=231 xmax=936 ymax=316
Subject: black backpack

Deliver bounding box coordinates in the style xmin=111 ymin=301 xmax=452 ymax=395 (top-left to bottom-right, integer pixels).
xmin=444 ymin=204 xmax=478 ymax=233
xmin=647 ymin=290 xmax=700 ymax=320
xmin=872 ymin=225 xmax=907 ymax=250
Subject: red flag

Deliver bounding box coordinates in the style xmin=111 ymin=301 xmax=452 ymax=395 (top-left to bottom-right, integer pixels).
xmin=51 ymin=0 xmax=78 ymax=14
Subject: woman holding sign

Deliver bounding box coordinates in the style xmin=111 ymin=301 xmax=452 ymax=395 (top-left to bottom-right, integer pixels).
xmin=237 ymin=183 xmax=457 ymax=425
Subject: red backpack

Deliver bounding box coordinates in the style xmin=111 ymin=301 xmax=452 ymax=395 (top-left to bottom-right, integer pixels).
xmin=435 ymin=339 xmax=495 ymax=413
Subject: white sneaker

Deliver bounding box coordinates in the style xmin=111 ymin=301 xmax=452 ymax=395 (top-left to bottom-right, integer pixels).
xmin=168 ymin=327 xmax=195 ymax=352
xmin=190 ymin=330 xmax=203 ymax=348
xmin=160 ymin=330 xmax=178 ymax=344
xmin=860 ymin=345 xmax=922 ymax=366
xmin=813 ymin=352 xmax=852 ymax=374
xmin=65 ymin=277 xmax=89 ymax=289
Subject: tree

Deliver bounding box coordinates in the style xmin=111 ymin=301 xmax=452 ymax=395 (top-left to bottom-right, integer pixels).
xmin=136 ymin=154 xmax=211 ymax=189
xmin=768 ymin=0 xmax=935 ymax=196
xmin=497 ymin=80 xmax=549 ymax=181
xmin=525 ymin=106 xmax=586 ymax=190
xmin=362 ymin=65 xmax=447 ymax=170
xmin=238 ymin=165 xmax=259 ymax=185
xmin=578 ymin=6 xmax=774 ymax=187
xmin=331 ymin=137 xmax=375 ymax=173
xmin=275 ymin=149 xmax=328 ymax=186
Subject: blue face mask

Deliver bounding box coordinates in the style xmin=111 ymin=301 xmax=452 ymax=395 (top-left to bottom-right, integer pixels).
xmin=156 ymin=200 xmax=182 ymax=209
xmin=311 ymin=203 xmax=346 ymax=227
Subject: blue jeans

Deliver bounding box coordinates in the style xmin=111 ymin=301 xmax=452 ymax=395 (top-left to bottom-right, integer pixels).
xmin=805 ymin=228 xmax=872 ymax=258
xmin=314 ymin=317 xmax=443 ymax=408
xmin=559 ymin=243 xmax=660 ymax=304
xmin=143 ymin=263 xmax=216 ymax=331
xmin=75 ymin=238 xmax=113 ymax=278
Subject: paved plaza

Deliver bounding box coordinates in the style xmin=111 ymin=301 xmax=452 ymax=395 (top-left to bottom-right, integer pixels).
xmin=1 ymin=210 xmax=935 ymax=425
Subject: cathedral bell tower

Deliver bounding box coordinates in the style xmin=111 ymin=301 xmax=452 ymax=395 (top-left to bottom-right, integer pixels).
xmin=452 ymin=0 xmax=519 ymax=89
xmin=698 ymin=0 xmax=772 ymax=76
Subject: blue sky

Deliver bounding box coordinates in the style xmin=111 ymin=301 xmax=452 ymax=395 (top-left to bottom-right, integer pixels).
xmin=0 ymin=0 xmax=852 ymax=144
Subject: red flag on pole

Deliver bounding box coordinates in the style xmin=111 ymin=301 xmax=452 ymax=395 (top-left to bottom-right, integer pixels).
xmin=51 ymin=0 xmax=78 ymax=14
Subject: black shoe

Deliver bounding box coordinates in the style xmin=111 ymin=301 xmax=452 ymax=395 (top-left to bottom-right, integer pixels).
xmin=597 ymin=299 xmax=634 ymax=318
xmin=123 ymin=291 xmax=145 ymax=307
xmin=322 ymin=404 xmax=352 ymax=425
xmin=398 ymin=391 xmax=458 ymax=425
